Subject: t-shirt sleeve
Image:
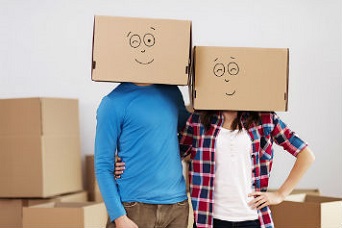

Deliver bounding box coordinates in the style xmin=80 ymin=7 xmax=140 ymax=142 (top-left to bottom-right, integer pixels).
xmin=94 ymin=97 xmax=126 ymax=221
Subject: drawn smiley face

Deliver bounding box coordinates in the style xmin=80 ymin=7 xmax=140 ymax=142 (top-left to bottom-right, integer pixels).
xmin=213 ymin=57 xmax=240 ymax=96
xmin=127 ymin=27 xmax=156 ymax=65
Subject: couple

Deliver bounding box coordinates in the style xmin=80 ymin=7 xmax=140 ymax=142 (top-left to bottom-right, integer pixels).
xmin=94 ymin=82 xmax=315 ymax=228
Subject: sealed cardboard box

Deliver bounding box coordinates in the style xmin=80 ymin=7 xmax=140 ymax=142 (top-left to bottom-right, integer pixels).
xmin=192 ymin=46 xmax=289 ymax=111
xmin=86 ymin=154 xmax=103 ymax=202
xmin=23 ymin=202 xmax=108 ymax=228
xmin=0 ymin=98 xmax=83 ymax=197
xmin=92 ymin=15 xmax=192 ymax=85
xmin=270 ymin=194 xmax=342 ymax=228
xmin=0 ymin=191 xmax=87 ymax=228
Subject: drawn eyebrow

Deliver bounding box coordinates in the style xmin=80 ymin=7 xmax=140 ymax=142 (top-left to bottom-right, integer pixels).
xmin=214 ymin=58 xmax=218 ymax=62
xmin=127 ymin=32 xmax=132 ymax=37
xmin=150 ymin=27 xmax=155 ymax=30
xmin=230 ymin=57 xmax=235 ymax=59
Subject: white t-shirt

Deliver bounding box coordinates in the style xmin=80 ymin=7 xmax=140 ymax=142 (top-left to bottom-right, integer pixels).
xmin=213 ymin=127 xmax=258 ymax=221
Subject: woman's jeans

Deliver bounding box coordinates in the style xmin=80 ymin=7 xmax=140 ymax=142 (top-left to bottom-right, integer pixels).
xmin=213 ymin=218 xmax=260 ymax=228
xmin=193 ymin=218 xmax=260 ymax=228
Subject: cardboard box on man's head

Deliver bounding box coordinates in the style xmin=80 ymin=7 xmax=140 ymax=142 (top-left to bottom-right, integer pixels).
xmin=192 ymin=46 xmax=289 ymax=111
xmin=92 ymin=15 xmax=192 ymax=85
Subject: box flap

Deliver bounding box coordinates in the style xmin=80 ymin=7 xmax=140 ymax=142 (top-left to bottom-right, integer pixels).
xmin=83 ymin=202 xmax=108 ymax=228
xmin=305 ymin=194 xmax=342 ymax=203
xmin=23 ymin=203 xmax=84 ymax=227
xmin=23 ymin=202 xmax=107 ymax=228
xmin=321 ymin=200 xmax=342 ymax=227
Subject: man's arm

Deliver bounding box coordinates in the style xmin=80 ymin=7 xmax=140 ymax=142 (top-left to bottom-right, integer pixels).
xmin=94 ymin=97 xmax=127 ymax=223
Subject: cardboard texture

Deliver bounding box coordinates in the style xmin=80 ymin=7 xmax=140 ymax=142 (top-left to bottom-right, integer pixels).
xmin=86 ymin=155 xmax=103 ymax=202
xmin=270 ymin=194 xmax=342 ymax=228
xmin=92 ymin=15 xmax=192 ymax=85
xmin=0 ymin=199 xmax=22 ymax=228
xmin=23 ymin=202 xmax=108 ymax=228
xmin=0 ymin=98 xmax=83 ymax=197
xmin=192 ymin=46 xmax=289 ymax=111
xmin=0 ymin=191 xmax=87 ymax=228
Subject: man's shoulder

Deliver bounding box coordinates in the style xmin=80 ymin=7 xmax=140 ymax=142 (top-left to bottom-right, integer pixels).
xmin=98 ymin=88 xmax=127 ymax=112
xmin=104 ymin=83 xmax=134 ymax=101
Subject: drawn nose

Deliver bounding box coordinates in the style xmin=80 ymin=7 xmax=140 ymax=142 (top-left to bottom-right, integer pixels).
xmin=225 ymin=79 xmax=230 ymax=82
xmin=141 ymin=49 xmax=145 ymax=53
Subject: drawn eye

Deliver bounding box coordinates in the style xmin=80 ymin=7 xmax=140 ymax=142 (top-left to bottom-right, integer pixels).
xmin=213 ymin=63 xmax=225 ymax=77
xmin=228 ymin=62 xmax=239 ymax=75
xmin=129 ymin=34 xmax=141 ymax=48
xmin=143 ymin=33 xmax=155 ymax=47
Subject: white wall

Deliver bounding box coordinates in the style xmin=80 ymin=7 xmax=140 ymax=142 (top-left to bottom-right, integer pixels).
xmin=1 ymin=0 xmax=341 ymax=197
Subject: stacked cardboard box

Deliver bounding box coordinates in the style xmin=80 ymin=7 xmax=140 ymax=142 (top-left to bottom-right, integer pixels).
xmin=0 ymin=98 xmax=83 ymax=197
xmin=271 ymin=194 xmax=342 ymax=227
xmin=0 ymin=191 xmax=87 ymax=228
xmin=0 ymin=98 xmax=107 ymax=227
xmin=86 ymin=154 xmax=103 ymax=202
xmin=23 ymin=202 xmax=107 ymax=228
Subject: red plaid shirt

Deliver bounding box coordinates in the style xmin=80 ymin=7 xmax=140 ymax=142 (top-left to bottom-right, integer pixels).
xmin=179 ymin=112 xmax=307 ymax=228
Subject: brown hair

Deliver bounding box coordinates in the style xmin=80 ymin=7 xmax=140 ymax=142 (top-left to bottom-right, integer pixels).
xmin=199 ymin=111 xmax=260 ymax=132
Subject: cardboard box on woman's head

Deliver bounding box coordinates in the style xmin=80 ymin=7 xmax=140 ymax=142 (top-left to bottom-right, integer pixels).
xmin=192 ymin=46 xmax=289 ymax=111
xmin=92 ymin=15 xmax=192 ymax=85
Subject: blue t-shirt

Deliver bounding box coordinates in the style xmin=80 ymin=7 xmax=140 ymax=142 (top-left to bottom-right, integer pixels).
xmin=95 ymin=83 xmax=189 ymax=221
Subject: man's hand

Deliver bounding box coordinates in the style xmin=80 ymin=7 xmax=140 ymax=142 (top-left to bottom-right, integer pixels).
xmin=115 ymin=215 xmax=138 ymax=228
xmin=248 ymin=191 xmax=284 ymax=210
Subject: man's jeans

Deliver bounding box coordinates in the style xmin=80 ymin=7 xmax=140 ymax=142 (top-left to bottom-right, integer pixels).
xmin=110 ymin=199 xmax=189 ymax=228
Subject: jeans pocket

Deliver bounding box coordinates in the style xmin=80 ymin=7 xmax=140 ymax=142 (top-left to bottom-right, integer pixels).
xmin=176 ymin=199 xmax=188 ymax=206
xmin=123 ymin=202 xmax=138 ymax=208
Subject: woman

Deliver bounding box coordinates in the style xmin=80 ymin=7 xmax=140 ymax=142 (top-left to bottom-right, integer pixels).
xmin=179 ymin=110 xmax=315 ymax=228
xmin=115 ymin=110 xmax=315 ymax=228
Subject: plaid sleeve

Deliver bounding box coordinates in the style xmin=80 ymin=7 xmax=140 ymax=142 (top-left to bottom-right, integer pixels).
xmin=179 ymin=114 xmax=194 ymax=158
xmin=271 ymin=112 xmax=308 ymax=157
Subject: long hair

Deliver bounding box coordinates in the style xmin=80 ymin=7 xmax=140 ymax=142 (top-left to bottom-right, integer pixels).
xmin=199 ymin=110 xmax=260 ymax=132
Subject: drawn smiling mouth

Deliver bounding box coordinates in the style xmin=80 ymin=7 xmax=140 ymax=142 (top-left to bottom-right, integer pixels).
xmin=224 ymin=79 xmax=235 ymax=96
xmin=135 ymin=58 xmax=154 ymax=65
xmin=225 ymin=91 xmax=236 ymax=96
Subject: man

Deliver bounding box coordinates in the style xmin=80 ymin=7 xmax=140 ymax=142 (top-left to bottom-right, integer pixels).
xmin=95 ymin=82 xmax=190 ymax=228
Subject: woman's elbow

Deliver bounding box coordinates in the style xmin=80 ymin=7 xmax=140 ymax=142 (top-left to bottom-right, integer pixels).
xmin=300 ymin=147 xmax=316 ymax=164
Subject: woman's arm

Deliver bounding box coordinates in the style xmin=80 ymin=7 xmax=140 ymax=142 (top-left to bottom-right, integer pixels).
xmin=249 ymin=145 xmax=315 ymax=209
